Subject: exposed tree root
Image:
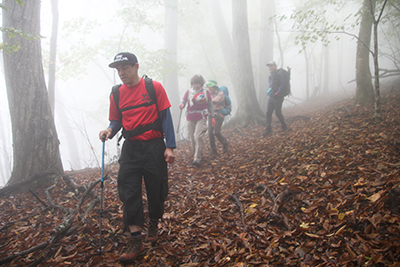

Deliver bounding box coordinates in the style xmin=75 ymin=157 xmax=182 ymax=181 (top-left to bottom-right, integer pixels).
xmin=0 ymin=170 xmax=58 ymax=198
xmin=29 ymin=189 xmax=48 ymax=208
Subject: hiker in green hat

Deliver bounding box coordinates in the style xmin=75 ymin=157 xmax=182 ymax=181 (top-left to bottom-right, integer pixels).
xmin=206 ymin=79 xmax=229 ymax=157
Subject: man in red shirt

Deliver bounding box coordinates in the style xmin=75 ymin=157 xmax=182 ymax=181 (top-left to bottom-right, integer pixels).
xmin=99 ymin=52 xmax=176 ymax=263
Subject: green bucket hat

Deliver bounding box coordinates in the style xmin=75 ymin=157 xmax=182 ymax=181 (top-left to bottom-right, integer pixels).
xmin=205 ymin=79 xmax=218 ymax=87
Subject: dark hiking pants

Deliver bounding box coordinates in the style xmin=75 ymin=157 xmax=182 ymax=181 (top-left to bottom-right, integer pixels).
xmin=266 ymin=96 xmax=287 ymax=131
xmin=117 ymin=138 xmax=168 ymax=227
xmin=208 ymin=114 xmax=228 ymax=150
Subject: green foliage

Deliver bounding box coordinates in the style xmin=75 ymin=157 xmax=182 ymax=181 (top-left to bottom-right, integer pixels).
xmin=55 ymin=39 xmax=99 ymax=80
xmin=284 ymin=0 xmax=399 ymax=60
xmin=1 ymin=27 xmax=40 ymax=41
xmin=280 ymin=1 xmax=358 ymax=54
xmin=0 ymin=27 xmax=41 ymax=53
xmin=53 ymin=32 xmax=177 ymax=82
xmin=0 ymin=0 xmax=41 ymax=53
xmin=52 ymin=0 xmax=181 ymax=81
xmin=62 ymin=18 xmax=101 ymax=37
xmin=0 ymin=0 xmax=24 ymax=10
xmin=116 ymin=0 xmax=164 ymax=32
xmin=0 ymin=42 xmax=21 ymax=54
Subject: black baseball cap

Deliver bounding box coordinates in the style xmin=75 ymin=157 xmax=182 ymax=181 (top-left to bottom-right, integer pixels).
xmin=109 ymin=52 xmax=138 ymax=68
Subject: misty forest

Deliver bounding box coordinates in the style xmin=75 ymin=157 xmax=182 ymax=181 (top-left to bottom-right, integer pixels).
xmin=0 ymin=0 xmax=400 ymax=266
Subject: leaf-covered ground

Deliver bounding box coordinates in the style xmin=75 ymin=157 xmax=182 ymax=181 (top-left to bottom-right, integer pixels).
xmin=1 ymin=87 xmax=400 ymax=266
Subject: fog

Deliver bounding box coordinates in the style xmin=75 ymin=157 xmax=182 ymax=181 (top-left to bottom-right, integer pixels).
xmin=0 ymin=0 xmax=397 ymax=186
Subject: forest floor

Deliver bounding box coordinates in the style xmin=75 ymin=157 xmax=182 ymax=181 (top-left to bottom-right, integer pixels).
xmin=1 ymin=81 xmax=400 ymax=267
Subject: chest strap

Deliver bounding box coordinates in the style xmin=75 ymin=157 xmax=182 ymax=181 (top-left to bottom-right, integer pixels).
xmin=122 ymin=118 xmax=163 ymax=139
xmin=112 ymin=75 xmax=163 ymax=142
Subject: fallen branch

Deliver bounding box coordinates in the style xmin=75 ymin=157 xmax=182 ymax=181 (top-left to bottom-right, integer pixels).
xmin=62 ymin=175 xmax=80 ymax=195
xmin=255 ymin=184 xmax=276 ymax=201
xmin=79 ymin=198 xmax=100 ymax=223
xmin=49 ymin=213 xmax=75 ymax=243
xmin=387 ymin=187 xmax=400 ymax=214
xmin=0 ymin=241 xmax=49 ymax=266
xmin=271 ymin=188 xmax=292 ymax=215
xmin=45 ymin=177 xmax=73 ymax=215
xmin=76 ymin=176 xmax=108 ymax=222
xmin=234 ymin=126 xmax=248 ymax=136
xmin=76 ymin=177 xmax=103 ymax=214
xmin=256 ymin=184 xmax=294 ymax=228
xmin=0 ymin=213 xmax=39 ymax=232
xmin=0 ymin=176 xmax=108 ymax=265
xmin=229 ymin=193 xmax=245 ymax=226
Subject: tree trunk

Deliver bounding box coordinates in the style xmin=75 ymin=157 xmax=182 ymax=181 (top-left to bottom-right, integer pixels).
xmin=2 ymin=0 xmax=63 ymax=185
xmin=304 ymin=50 xmax=310 ymax=100
xmin=208 ymin=0 xmax=237 ymax=94
xmin=372 ymin=0 xmax=388 ymax=121
xmin=258 ymin=0 xmax=274 ymax=113
xmin=355 ymin=0 xmax=375 ymax=105
xmin=163 ymin=0 xmax=180 ymax=130
xmin=0 ymin=114 xmax=11 ymax=185
xmin=48 ymin=0 xmax=59 ymax=116
xmin=323 ymin=44 xmax=330 ymax=95
xmin=337 ymin=39 xmax=344 ymax=89
xmin=273 ymin=9 xmax=284 ymax=67
xmin=57 ymin=104 xmax=81 ymax=170
xmin=229 ymin=0 xmax=264 ymax=127
xmin=373 ymin=12 xmax=381 ymax=121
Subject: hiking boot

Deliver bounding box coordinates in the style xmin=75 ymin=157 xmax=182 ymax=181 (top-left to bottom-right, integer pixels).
xmin=119 ymin=235 xmax=145 ymax=263
xmin=144 ymin=221 xmax=158 ymax=243
xmin=222 ymin=143 xmax=229 ymax=153
xmin=281 ymin=125 xmax=288 ymax=132
xmin=192 ymin=160 xmax=201 ymax=167
xmin=262 ymin=130 xmax=272 ymax=136
xmin=209 ymin=149 xmax=219 ymax=158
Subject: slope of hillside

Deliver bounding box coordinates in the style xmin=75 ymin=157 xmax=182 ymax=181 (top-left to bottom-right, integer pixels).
xmin=1 ymin=87 xmax=399 ymax=266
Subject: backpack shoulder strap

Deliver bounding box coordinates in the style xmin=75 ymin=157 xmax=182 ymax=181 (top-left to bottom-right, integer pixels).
xmin=203 ymin=87 xmax=209 ymax=102
xmin=143 ymin=75 xmax=157 ymax=107
xmin=112 ymin=84 xmax=122 ymax=118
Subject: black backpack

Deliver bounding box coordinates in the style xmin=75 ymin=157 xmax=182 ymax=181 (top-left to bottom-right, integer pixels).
xmin=111 ymin=75 xmax=162 ymax=142
xmin=278 ymin=67 xmax=291 ymax=97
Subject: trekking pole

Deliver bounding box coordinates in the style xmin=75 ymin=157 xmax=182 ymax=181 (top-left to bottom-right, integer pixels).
xmin=176 ymin=109 xmax=183 ymax=134
xmin=98 ymin=134 xmax=106 ymax=254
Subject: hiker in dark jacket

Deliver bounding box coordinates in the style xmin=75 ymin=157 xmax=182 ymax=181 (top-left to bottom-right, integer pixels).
xmin=263 ymin=61 xmax=287 ymax=136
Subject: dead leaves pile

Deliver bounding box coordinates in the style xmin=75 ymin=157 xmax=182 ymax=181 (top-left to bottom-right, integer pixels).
xmin=1 ymin=89 xmax=400 ymax=266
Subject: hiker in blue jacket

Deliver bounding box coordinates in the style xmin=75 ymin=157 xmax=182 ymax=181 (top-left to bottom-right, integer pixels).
xmin=263 ymin=61 xmax=287 ymax=136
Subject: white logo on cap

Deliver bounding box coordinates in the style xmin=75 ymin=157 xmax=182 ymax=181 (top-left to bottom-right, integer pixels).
xmin=114 ymin=55 xmax=128 ymax=62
